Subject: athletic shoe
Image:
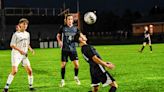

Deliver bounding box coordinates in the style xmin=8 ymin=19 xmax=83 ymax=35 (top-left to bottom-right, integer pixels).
xmin=29 ymin=87 xmax=35 ymax=91
xmin=74 ymin=76 xmax=81 ymax=85
xmin=3 ymin=88 xmax=8 ymax=92
xmin=60 ymin=79 xmax=65 ymax=87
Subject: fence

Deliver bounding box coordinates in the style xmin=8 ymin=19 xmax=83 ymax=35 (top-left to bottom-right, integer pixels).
xmin=0 ymin=8 xmax=63 ymax=16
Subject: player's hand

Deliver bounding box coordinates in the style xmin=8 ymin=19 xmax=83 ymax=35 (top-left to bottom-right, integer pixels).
xmin=106 ymin=63 xmax=115 ymax=69
xmin=19 ymin=50 xmax=26 ymax=55
xmin=31 ymin=49 xmax=35 ymax=55
xmin=58 ymin=41 xmax=63 ymax=48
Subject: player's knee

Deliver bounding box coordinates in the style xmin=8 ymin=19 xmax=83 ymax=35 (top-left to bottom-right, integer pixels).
xmin=93 ymin=86 xmax=99 ymax=92
xmin=28 ymin=70 xmax=33 ymax=75
xmin=11 ymin=70 xmax=17 ymax=75
xmin=110 ymin=81 xmax=118 ymax=88
xmin=61 ymin=64 xmax=66 ymax=68
xmin=73 ymin=61 xmax=79 ymax=68
xmin=61 ymin=62 xmax=66 ymax=68
xmin=74 ymin=64 xmax=79 ymax=68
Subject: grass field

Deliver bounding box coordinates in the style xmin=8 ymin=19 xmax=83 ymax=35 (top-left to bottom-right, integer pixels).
xmin=0 ymin=43 xmax=164 ymax=92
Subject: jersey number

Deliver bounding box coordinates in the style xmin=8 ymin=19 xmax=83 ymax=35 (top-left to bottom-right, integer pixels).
xmin=68 ymin=36 xmax=73 ymax=41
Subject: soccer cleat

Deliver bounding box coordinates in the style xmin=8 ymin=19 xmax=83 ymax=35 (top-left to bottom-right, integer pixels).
xmin=74 ymin=76 xmax=81 ymax=85
xmin=60 ymin=79 xmax=65 ymax=87
xmin=29 ymin=88 xmax=35 ymax=91
xmin=150 ymin=51 xmax=152 ymax=53
xmin=29 ymin=85 xmax=35 ymax=91
xmin=3 ymin=88 xmax=8 ymax=92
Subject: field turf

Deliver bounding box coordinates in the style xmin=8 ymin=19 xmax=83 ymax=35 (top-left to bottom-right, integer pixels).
xmin=0 ymin=43 xmax=164 ymax=92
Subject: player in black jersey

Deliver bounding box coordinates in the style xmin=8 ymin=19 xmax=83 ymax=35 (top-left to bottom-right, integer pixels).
xmin=139 ymin=26 xmax=152 ymax=53
xmin=56 ymin=14 xmax=82 ymax=87
xmin=78 ymin=35 xmax=118 ymax=92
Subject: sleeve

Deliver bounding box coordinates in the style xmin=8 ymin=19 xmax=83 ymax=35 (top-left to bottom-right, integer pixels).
xmin=28 ymin=33 xmax=30 ymax=44
xmin=86 ymin=46 xmax=96 ymax=59
xmin=10 ymin=33 xmax=17 ymax=46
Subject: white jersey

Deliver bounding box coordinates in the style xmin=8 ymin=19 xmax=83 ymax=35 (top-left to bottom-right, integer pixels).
xmin=10 ymin=31 xmax=30 ymax=54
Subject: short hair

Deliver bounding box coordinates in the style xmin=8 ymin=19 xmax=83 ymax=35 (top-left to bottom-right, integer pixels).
xmin=19 ymin=18 xmax=29 ymax=24
xmin=65 ymin=14 xmax=73 ymax=20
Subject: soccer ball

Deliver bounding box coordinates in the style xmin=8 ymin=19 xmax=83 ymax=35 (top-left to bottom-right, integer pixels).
xmin=84 ymin=12 xmax=97 ymax=25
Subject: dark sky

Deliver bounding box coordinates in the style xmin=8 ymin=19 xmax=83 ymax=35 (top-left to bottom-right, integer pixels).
xmin=4 ymin=0 xmax=164 ymax=15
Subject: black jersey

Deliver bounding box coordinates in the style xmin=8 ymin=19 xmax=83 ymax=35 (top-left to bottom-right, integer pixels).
xmin=81 ymin=45 xmax=107 ymax=75
xmin=143 ymin=30 xmax=151 ymax=42
xmin=58 ymin=25 xmax=80 ymax=51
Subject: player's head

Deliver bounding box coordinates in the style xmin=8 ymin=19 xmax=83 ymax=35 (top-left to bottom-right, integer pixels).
xmin=65 ymin=14 xmax=74 ymax=27
xmin=18 ymin=18 xmax=29 ymax=31
xmin=144 ymin=26 xmax=148 ymax=31
xmin=79 ymin=34 xmax=87 ymax=44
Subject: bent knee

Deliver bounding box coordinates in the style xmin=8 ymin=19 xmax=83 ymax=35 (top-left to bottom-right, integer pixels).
xmin=11 ymin=71 xmax=17 ymax=75
xmin=74 ymin=64 xmax=79 ymax=68
xmin=93 ymin=86 xmax=99 ymax=92
xmin=73 ymin=61 xmax=79 ymax=68
xmin=110 ymin=81 xmax=118 ymax=88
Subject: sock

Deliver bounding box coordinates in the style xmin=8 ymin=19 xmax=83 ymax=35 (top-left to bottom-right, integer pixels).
xmin=28 ymin=75 xmax=33 ymax=88
xmin=61 ymin=67 xmax=65 ymax=79
xmin=74 ymin=68 xmax=79 ymax=77
xmin=5 ymin=74 xmax=14 ymax=89
xmin=109 ymin=86 xmax=117 ymax=92
xmin=150 ymin=46 xmax=152 ymax=51
xmin=140 ymin=46 xmax=145 ymax=52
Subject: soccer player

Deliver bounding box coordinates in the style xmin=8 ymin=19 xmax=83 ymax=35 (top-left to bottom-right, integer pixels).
xmin=3 ymin=18 xmax=35 ymax=92
xmin=56 ymin=14 xmax=82 ymax=87
xmin=78 ymin=35 xmax=118 ymax=92
xmin=139 ymin=26 xmax=152 ymax=53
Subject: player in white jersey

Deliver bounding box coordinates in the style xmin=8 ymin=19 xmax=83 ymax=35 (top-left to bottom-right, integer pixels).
xmin=3 ymin=18 xmax=35 ymax=92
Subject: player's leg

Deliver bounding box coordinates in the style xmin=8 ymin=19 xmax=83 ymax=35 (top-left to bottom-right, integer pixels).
xmin=23 ymin=57 xmax=34 ymax=90
xmin=3 ymin=54 xmax=22 ymax=92
xmin=3 ymin=66 xmax=18 ymax=92
xmin=60 ymin=61 xmax=66 ymax=87
xmin=71 ymin=51 xmax=80 ymax=85
xmin=148 ymin=41 xmax=152 ymax=53
xmin=109 ymin=81 xmax=118 ymax=92
xmin=93 ymin=85 xmax=99 ymax=92
xmin=139 ymin=42 xmax=146 ymax=52
xmin=60 ymin=50 xmax=68 ymax=87
xmin=101 ymin=72 xmax=118 ymax=92
xmin=89 ymin=74 xmax=100 ymax=92
xmin=72 ymin=60 xmax=81 ymax=85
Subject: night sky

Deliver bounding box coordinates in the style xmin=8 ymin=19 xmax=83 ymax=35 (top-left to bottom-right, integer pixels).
xmin=4 ymin=0 xmax=164 ymax=14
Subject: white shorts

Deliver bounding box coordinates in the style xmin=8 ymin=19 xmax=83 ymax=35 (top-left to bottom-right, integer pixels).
xmin=11 ymin=52 xmax=31 ymax=67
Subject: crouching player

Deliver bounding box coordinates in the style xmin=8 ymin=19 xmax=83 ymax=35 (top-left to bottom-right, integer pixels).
xmin=78 ymin=35 xmax=118 ymax=92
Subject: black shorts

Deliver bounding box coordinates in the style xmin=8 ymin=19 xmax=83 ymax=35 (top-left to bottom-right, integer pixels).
xmin=143 ymin=38 xmax=150 ymax=43
xmin=61 ymin=50 xmax=78 ymax=62
xmin=90 ymin=69 xmax=115 ymax=87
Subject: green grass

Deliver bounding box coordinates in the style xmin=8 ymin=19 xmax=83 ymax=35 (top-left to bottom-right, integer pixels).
xmin=0 ymin=43 xmax=164 ymax=92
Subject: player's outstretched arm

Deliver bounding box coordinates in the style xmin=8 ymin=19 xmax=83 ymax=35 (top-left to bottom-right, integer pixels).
xmin=56 ymin=33 xmax=63 ymax=48
xmin=92 ymin=55 xmax=115 ymax=69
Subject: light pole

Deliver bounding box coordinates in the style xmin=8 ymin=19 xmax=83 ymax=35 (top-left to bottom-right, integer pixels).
xmin=77 ymin=0 xmax=79 ymax=13
xmin=0 ymin=0 xmax=6 ymax=49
